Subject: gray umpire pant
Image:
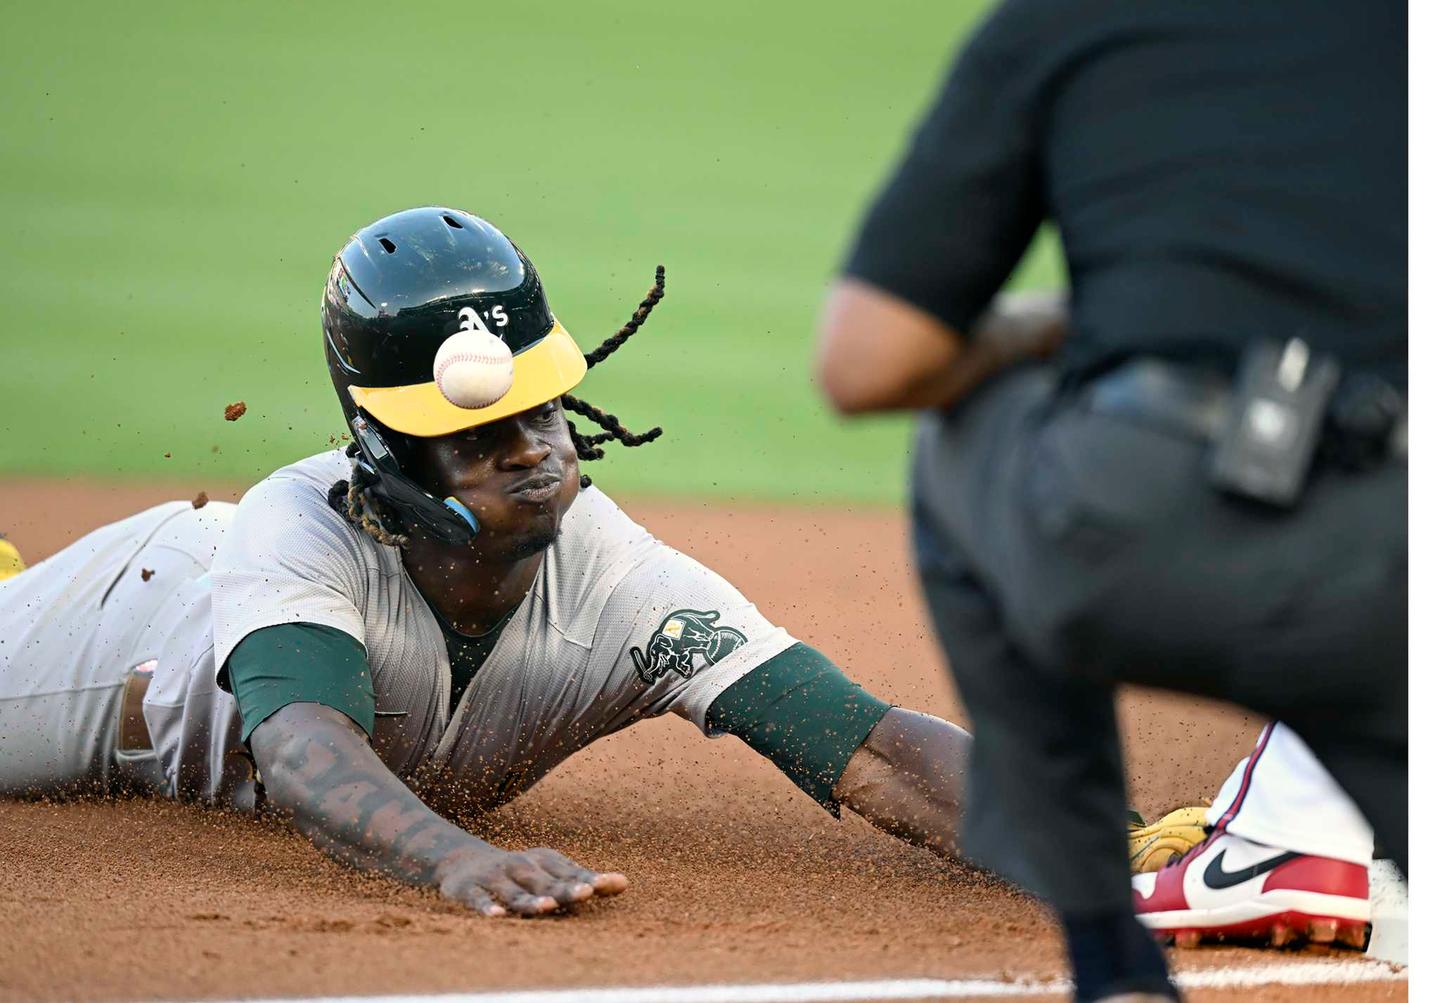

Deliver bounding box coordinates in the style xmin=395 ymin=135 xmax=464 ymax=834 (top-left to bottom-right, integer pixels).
xmin=911 ymin=365 xmax=1406 ymax=914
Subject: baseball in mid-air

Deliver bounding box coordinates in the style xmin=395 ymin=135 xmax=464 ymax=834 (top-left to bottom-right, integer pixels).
xmin=433 ymin=328 xmax=515 ymax=409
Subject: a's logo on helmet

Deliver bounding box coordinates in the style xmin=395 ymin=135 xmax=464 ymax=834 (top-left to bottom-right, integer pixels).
xmin=434 ymin=306 xmax=516 ymax=409
xmin=457 ymin=306 xmax=487 ymax=332
xmin=457 ymin=305 xmax=509 ymax=332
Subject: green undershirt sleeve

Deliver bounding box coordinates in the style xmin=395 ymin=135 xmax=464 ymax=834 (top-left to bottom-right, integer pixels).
xmin=221 ymin=623 xmax=375 ymax=743
xmin=705 ymin=642 xmax=892 ymax=817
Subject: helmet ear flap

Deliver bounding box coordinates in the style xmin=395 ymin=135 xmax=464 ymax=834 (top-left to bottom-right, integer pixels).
xmin=348 ymin=414 xmax=477 ymax=544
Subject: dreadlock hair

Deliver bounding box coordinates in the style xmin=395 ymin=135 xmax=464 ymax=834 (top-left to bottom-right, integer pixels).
xmin=564 ymin=265 xmax=666 ymax=489
xmin=328 ymin=442 xmax=411 ymax=548
xmin=329 ymin=266 xmax=669 ymax=544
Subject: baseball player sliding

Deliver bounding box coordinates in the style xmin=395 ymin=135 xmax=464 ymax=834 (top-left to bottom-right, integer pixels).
xmin=0 ymin=208 xmax=1195 ymax=916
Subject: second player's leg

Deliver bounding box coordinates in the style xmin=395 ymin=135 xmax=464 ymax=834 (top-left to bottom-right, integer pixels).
xmin=1209 ymin=723 xmax=1374 ymax=864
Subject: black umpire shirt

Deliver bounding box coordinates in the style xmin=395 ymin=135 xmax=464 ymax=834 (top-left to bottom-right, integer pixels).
xmin=843 ymin=0 xmax=1405 ymax=389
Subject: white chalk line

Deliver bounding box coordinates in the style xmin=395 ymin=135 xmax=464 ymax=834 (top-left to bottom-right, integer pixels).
xmin=206 ymin=960 xmax=1406 ymax=1003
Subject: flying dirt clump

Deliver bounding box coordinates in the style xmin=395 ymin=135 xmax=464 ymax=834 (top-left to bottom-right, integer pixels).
xmin=192 ymin=492 xmax=209 ymax=509
xmin=224 ymin=401 xmax=247 ymax=421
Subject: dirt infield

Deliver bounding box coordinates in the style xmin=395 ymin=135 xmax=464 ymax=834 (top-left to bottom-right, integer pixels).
xmin=0 ymin=479 xmax=1404 ymax=1002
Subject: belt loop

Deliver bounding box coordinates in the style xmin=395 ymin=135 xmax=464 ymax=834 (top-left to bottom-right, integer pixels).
xmin=117 ymin=660 xmax=157 ymax=756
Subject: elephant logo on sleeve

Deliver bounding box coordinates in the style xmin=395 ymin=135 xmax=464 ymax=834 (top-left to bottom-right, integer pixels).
xmin=630 ymin=609 xmax=748 ymax=685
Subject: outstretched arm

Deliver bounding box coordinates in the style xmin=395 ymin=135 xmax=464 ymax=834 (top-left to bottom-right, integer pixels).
xmin=714 ymin=665 xmax=1154 ymax=871
xmin=705 ymin=643 xmax=971 ymax=863
xmin=250 ymin=702 xmax=627 ymax=916
xmin=834 ymin=707 xmax=969 ymax=862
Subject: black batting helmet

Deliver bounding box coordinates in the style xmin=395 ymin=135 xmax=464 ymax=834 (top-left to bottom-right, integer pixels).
xmin=322 ymin=206 xmax=586 ymax=437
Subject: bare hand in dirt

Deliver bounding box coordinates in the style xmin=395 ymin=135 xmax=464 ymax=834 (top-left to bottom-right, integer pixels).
xmin=435 ymin=845 xmax=628 ymax=917
xmin=251 ymin=705 xmax=628 ymax=919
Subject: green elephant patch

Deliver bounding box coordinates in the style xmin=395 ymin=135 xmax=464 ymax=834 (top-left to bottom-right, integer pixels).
xmin=630 ymin=609 xmax=748 ymax=685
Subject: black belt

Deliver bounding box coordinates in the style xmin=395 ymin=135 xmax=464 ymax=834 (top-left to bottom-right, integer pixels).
xmin=1078 ymin=358 xmax=1406 ymax=464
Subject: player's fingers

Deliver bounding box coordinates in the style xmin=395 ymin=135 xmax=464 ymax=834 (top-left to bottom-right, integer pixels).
xmin=525 ymin=846 xmax=592 ymax=877
xmin=590 ymin=871 xmax=629 ymax=896
xmin=525 ymin=848 xmax=601 ymax=896
xmin=507 ymin=856 xmax=592 ymax=905
xmin=487 ymin=876 xmax=561 ymax=917
xmin=526 ymin=849 xmax=626 ymax=897
xmin=459 ymin=885 xmax=507 ymax=918
xmin=437 ymin=874 xmax=507 ymax=918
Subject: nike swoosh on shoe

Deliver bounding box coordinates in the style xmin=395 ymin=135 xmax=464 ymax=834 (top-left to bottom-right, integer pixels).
xmin=1202 ymin=849 xmax=1302 ymax=890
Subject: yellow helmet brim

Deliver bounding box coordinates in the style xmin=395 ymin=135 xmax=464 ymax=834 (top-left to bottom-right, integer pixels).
xmin=348 ymin=320 xmax=587 ymax=437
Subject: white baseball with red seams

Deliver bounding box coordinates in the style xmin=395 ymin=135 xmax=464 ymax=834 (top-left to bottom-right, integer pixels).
xmin=433 ymin=329 xmax=515 ymax=409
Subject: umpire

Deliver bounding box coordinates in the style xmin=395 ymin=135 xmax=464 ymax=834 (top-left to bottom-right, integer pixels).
xmin=816 ymin=1 xmax=1405 ymax=1000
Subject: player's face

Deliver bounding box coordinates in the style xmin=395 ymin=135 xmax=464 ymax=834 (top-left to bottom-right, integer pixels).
xmin=413 ymin=399 xmax=580 ymax=560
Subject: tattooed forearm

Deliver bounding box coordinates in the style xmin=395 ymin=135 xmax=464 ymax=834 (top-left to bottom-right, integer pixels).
xmin=251 ymin=703 xmax=473 ymax=886
xmin=249 ymin=702 xmax=628 ymax=916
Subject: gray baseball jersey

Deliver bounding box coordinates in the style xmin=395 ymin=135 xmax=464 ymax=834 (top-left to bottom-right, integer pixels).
xmin=0 ymin=450 xmax=796 ymax=811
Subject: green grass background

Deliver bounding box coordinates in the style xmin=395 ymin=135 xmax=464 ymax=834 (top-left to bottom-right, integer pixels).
xmin=0 ymin=0 xmax=1062 ymax=505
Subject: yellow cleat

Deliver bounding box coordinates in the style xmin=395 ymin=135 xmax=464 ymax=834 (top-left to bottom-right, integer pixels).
xmin=0 ymin=537 xmax=26 ymax=582
xmin=1129 ymin=806 xmax=1210 ymax=874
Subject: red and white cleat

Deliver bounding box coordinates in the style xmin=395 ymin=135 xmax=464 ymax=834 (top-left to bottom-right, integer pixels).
xmin=1132 ymin=831 xmax=1370 ymax=949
